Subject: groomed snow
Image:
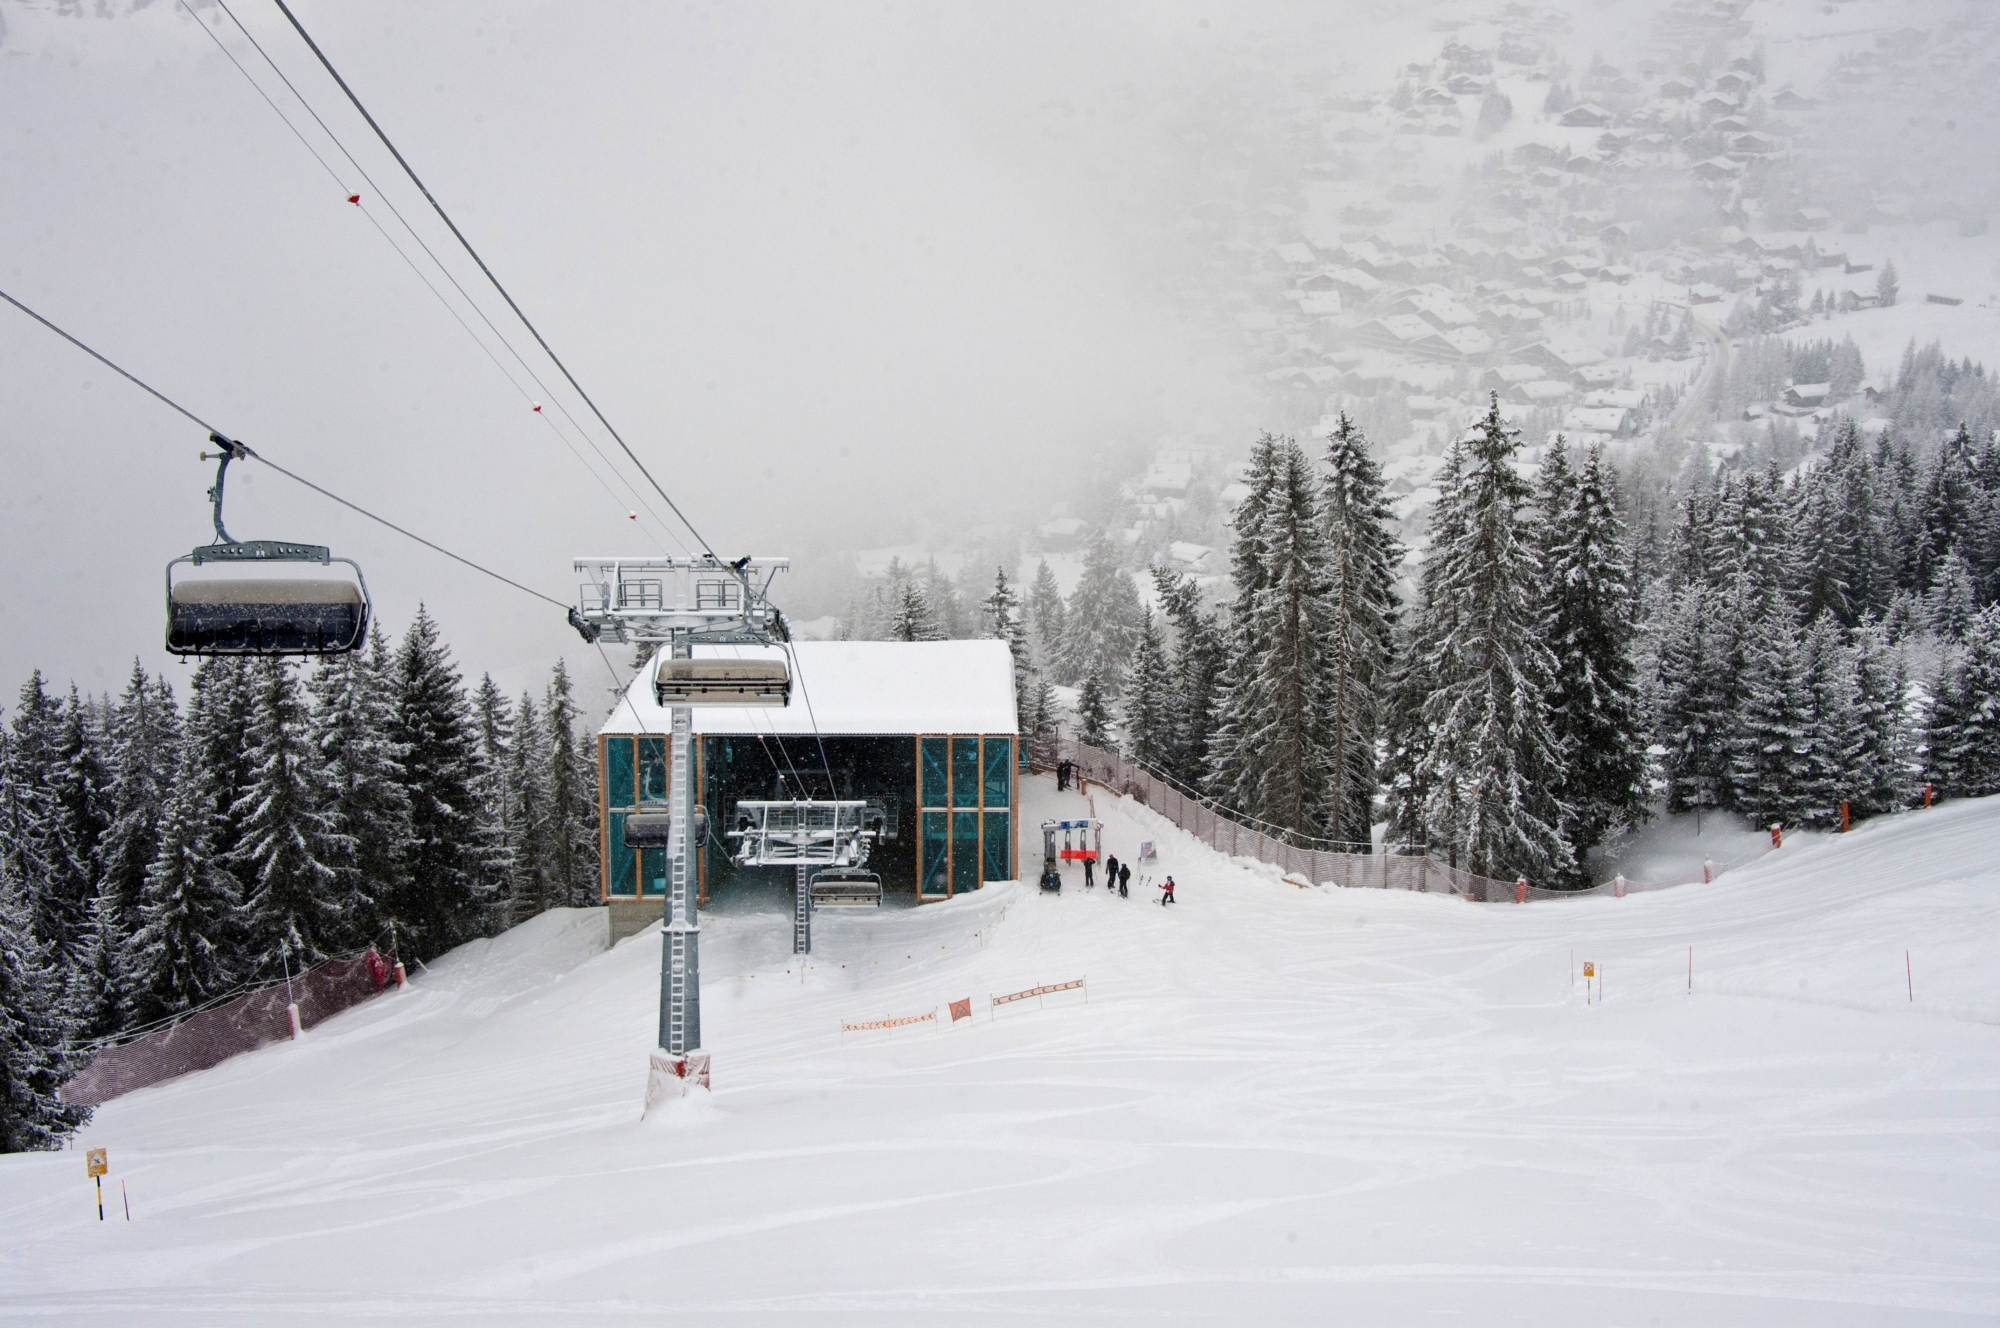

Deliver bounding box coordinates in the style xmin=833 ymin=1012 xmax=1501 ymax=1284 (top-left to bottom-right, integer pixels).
xmin=3 ymin=782 xmax=1997 ymax=1324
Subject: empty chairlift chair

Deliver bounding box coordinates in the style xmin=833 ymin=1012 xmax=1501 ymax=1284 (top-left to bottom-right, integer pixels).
xmin=164 ymin=437 xmax=370 ymax=658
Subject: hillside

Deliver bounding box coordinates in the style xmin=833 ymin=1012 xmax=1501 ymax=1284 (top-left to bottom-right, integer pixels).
xmin=1 ymin=779 xmax=1996 ymax=1324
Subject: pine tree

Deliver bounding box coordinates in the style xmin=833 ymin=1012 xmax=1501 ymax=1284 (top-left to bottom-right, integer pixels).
xmin=1121 ymin=609 xmax=1174 ymax=767
xmin=1849 ymin=616 xmax=1913 ymax=816
xmin=1076 ymin=667 xmax=1113 ymax=750
xmin=1026 ymin=560 xmax=1067 ymax=670
xmin=1385 ymin=440 xmax=1470 ymax=850
xmin=45 ymin=688 xmax=112 ymax=989
xmin=1539 ymin=441 xmax=1646 ymax=874
xmin=1319 ymin=414 xmax=1402 ymax=845
xmin=1926 ymin=605 xmax=2000 ymax=798
xmin=1876 ymin=259 xmax=1899 ymax=307
xmin=387 ymin=608 xmax=496 ymax=961
xmin=127 ymin=664 xmax=246 ymax=1027
xmin=0 ymin=866 xmax=89 ymax=1152
xmin=889 ymin=581 xmax=938 ymax=642
xmin=980 ymin=566 xmax=1032 ymax=733
xmin=232 ymin=660 xmax=350 ymax=980
xmin=95 ymin=663 xmax=180 ymax=1022
xmin=1207 ymin=434 xmax=1287 ymax=806
xmin=1057 ymin=532 xmax=1145 ymax=692
xmin=1151 ymin=567 xmax=1225 ymax=790
xmin=1797 ymin=613 xmax=1864 ymax=828
xmin=505 ymin=692 xmax=552 ymax=920
xmin=308 ymin=628 xmax=409 ymax=956
xmin=472 ymin=674 xmax=517 ymax=920
xmin=1216 ymin=437 xmax=1337 ymax=837
xmin=920 ymin=559 xmax=966 ymax=639
xmin=1416 ymin=398 xmax=1571 ymax=880
xmin=1728 ymin=605 xmax=1814 ymax=828
xmin=542 ymin=662 xmax=599 ymax=910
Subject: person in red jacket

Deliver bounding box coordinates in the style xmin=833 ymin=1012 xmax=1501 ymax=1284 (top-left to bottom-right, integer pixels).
xmin=1158 ymin=875 xmax=1176 ymax=905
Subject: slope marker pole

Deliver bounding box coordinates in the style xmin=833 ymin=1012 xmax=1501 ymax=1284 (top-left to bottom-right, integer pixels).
xmin=1906 ymin=950 xmax=1913 ymax=1002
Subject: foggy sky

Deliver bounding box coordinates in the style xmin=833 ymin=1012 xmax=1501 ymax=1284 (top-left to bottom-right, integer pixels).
xmin=3 ymin=0 xmax=1987 ymax=706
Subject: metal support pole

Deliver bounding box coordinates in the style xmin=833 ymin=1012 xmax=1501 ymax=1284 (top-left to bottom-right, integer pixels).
xmin=794 ymin=862 xmax=812 ymax=954
xmin=659 ymin=637 xmax=701 ymax=1055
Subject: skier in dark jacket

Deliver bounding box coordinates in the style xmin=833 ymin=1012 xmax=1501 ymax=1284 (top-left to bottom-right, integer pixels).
xmin=1083 ymin=854 xmax=1095 ymax=889
xmin=1118 ymin=862 xmax=1131 ymax=897
xmin=1104 ymin=853 xmax=1120 ymax=895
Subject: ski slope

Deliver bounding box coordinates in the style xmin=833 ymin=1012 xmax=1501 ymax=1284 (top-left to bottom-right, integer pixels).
xmin=2 ymin=780 xmax=1997 ymax=1325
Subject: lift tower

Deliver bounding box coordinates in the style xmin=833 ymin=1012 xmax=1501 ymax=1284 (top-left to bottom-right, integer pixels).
xmin=570 ymin=555 xmax=790 ymax=1092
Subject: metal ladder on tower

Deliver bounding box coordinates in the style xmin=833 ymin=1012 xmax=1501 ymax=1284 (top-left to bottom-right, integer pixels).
xmin=794 ymin=864 xmax=811 ymax=955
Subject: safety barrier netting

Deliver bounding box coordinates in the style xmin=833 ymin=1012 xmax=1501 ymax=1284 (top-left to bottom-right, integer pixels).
xmin=1057 ymin=739 xmax=1628 ymax=903
xmin=60 ymin=950 xmax=392 ymax=1106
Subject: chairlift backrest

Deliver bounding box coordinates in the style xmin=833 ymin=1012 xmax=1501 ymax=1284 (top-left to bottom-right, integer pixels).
xmin=166 ymin=543 xmax=370 ymax=657
xmin=653 ymin=657 xmax=792 ymax=707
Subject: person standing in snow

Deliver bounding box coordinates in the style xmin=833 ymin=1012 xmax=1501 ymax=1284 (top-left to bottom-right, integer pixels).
xmin=1158 ymin=875 xmax=1176 ymax=905
xmin=1083 ymin=853 xmax=1096 ymax=889
xmin=1118 ymin=862 xmax=1131 ymax=897
xmin=1104 ymin=852 xmax=1120 ymax=895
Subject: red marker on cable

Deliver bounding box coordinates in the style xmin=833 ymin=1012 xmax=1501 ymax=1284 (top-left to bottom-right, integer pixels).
xmin=347 ymin=194 xmax=360 ymax=205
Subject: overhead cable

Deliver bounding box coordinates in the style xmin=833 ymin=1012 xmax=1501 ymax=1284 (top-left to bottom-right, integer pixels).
xmin=269 ymin=0 xmax=718 ymax=559
xmin=0 ymin=286 xmax=568 ymax=611
xmin=182 ymin=0 xmax=690 ymax=555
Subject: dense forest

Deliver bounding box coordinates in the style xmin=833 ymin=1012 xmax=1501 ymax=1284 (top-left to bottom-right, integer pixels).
xmin=0 ymin=609 xmax=598 ymax=1150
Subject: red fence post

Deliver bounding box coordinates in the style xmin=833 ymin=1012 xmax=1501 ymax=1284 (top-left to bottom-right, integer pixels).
xmin=1515 ymin=877 xmax=1527 ymax=904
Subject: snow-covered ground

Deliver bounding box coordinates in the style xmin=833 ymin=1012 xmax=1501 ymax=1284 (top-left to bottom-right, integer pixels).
xmin=3 ymin=782 xmax=1997 ymax=1324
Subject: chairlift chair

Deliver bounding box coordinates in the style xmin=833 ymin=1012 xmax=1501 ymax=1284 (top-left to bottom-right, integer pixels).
xmin=653 ymin=657 xmax=792 ymax=707
xmin=165 ymin=436 xmax=370 ymax=657
xmin=808 ymin=867 xmax=883 ymax=908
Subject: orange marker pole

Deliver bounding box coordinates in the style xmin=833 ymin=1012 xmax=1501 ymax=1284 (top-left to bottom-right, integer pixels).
xmin=95 ymin=1176 xmax=103 ymax=1222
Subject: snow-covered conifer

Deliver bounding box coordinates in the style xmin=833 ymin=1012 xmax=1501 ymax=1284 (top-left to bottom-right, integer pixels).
xmin=505 ymin=692 xmax=551 ymax=920
xmin=1539 ymin=440 xmax=1645 ymax=872
xmin=889 ymin=581 xmax=938 ymax=643
xmin=1728 ymin=605 xmax=1814 ymax=828
xmin=232 ymin=660 xmax=350 ymax=980
xmin=1151 ymin=567 xmax=1225 ymax=791
xmin=307 ymin=630 xmax=408 ymax=954
xmin=980 ymin=566 xmax=1032 ymax=733
xmin=1057 ymin=533 xmax=1145 ymax=692
xmin=1415 ymin=399 xmax=1571 ymax=880
xmin=1926 ymin=605 xmax=2000 ymax=799
xmin=1026 ymin=560 xmax=1066 ymax=669
xmin=96 ymin=663 xmax=180 ymax=1017
xmin=1215 ymin=437 xmax=1337 ymax=836
xmin=0 ymin=866 xmax=89 ymax=1151
xmin=1076 ymin=667 xmax=1113 ymax=750
xmin=1121 ymin=610 xmax=1173 ymax=768
xmin=542 ymin=662 xmax=599 ymax=910
xmin=1319 ymin=414 xmax=1402 ymax=846
xmin=387 ymin=608 xmax=495 ymax=960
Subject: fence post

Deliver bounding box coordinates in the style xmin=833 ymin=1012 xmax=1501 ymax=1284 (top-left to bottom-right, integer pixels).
xmin=1515 ymin=877 xmax=1527 ymax=904
xmin=1614 ymin=874 xmax=1626 ymax=898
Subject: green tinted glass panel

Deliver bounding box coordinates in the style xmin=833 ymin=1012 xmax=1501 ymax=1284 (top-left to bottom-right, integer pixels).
xmin=921 ymin=738 xmax=950 ymax=807
xmin=951 ymin=811 xmax=979 ymax=892
xmin=638 ymin=737 xmax=668 ymax=805
xmin=607 ymin=811 xmax=637 ymax=896
xmin=921 ymin=811 xmax=950 ymax=895
xmin=606 ymin=737 xmax=636 ymax=808
xmin=983 ymin=811 xmax=1010 ymax=883
xmin=982 ymin=737 xmax=1011 ymax=808
xmin=639 ymin=847 xmax=667 ymax=896
xmin=952 ymin=738 xmax=979 ymax=808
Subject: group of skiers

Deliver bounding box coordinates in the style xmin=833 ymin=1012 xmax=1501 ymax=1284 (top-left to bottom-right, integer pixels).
xmin=1080 ymin=850 xmax=1174 ymax=905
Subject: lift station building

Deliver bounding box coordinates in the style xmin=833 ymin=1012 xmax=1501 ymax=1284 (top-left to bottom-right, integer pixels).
xmin=597 ymin=640 xmax=1020 ymax=941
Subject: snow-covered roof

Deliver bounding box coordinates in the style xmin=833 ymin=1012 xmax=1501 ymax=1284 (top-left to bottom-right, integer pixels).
xmin=600 ymin=641 xmax=1018 ymax=738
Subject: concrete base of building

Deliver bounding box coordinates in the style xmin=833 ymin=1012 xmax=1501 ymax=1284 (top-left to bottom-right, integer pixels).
xmin=606 ymin=898 xmax=660 ymax=945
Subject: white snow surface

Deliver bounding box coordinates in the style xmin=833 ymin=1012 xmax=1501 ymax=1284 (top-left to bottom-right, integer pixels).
xmin=600 ymin=640 xmax=1018 ymax=737
xmin=4 ymin=784 xmax=1998 ymax=1324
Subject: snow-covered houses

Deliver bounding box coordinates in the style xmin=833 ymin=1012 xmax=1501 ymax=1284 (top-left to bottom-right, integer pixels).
xmin=596 ymin=641 xmax=1020 ymax=941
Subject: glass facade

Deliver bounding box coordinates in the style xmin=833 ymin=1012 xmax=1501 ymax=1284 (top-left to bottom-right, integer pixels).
xmin=920 ymin=811 xmax=950 ymax=896
xmin=603 ymin=730 xmax=1014 ymax=903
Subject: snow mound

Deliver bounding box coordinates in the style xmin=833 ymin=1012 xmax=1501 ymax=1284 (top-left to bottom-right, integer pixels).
xmin=2 ymin=786 xmax=1996 ymax=1325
